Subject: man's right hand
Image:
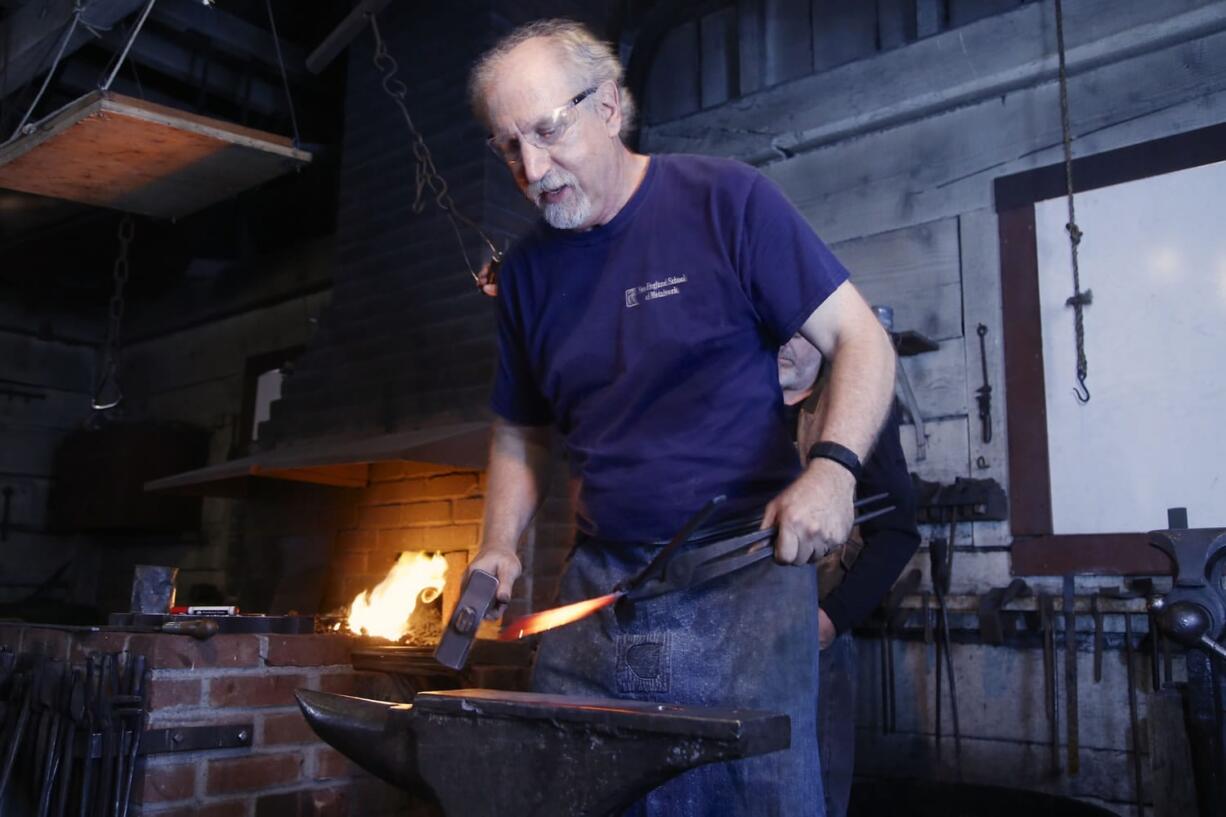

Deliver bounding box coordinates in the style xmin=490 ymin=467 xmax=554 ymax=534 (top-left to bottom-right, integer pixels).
xmin=467 ymin=546 xmax=521 ymax=619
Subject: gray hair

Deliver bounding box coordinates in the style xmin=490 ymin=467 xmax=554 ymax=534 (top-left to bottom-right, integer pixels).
xmin=468 ymin=18 xmax=637 ymax=139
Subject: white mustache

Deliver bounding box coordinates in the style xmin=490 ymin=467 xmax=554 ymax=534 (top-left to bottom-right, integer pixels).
xmin=528 ymin=170 xmax=577 ymax=203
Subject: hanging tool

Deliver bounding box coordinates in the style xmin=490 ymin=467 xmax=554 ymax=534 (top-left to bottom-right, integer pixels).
xmin=1063 ymin=576 xmax=1080 ymax=775
xmin=977 ymin=578 xmax=1030 ymax=645
xmin=1092 ymin=594 xmax=1104 ymax=683
xmin=0 ymin=655 xmax=36 ymax=805
xmin=879 ymin=569 xmax=921 ymax=735
xmin=913 ymin=475 xmax=1007 ymax=524
xmin=501 ymin=494 xmax=896 ymax=640
xmin=928 ymin=518 xmax=961 ymax=778
xmin=34 ymin=661 xmax=67 ymax=817
xmin=113 ymin=655 xmax=146 ymax=817
xmin=922 ymin=591 xmax=932 ymax=644
xmin=1102 ymin=586 xmax=1145 ymax=817
xmin=1039 ymin=593 xmax=1060 ymax=776
xmin=53 ymin=669 xmax=84 ymax=817
xmin=974 ymin=323 xmax=993 ymax=443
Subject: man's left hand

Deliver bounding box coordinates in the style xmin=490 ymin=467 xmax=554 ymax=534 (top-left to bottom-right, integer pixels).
xmin=761 ymin=458 xmax=856 ymax=565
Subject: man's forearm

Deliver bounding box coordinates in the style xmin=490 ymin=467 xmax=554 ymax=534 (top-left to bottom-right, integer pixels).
xmin=481 ymin=418 xmax=552 ymax=554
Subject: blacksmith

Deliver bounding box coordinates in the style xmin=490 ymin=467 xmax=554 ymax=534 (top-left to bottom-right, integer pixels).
xmin=464 ymin=19 xmax=896 ymax=816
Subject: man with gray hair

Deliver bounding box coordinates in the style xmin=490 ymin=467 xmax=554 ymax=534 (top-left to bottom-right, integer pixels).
xmin=465 ymin=18 xmax=897 ymax=816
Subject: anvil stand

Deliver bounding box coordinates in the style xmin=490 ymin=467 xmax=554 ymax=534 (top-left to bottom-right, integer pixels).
xmin=1147 ymin=518 xmax=1226 ymax=817
xmin=296 ymin=687 xmax=790 ymax=817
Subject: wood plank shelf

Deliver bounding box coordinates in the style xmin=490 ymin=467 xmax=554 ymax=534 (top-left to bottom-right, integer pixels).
xmin=0 ymin=91 xmax=311 ymax=219
xmin=893 ymin=329 xmax=939 ymax=357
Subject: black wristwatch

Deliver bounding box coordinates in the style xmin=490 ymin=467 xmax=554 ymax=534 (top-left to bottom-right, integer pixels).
xmin=806 ymin=441 xmax=862 ymax=480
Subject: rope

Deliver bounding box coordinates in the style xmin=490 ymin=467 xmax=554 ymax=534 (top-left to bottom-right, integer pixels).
xmin=368 ymin=14 xmax=502 ymax=283
xmin=1054 ymin=0 xmax=1092 ymax=404
xmin=99 ymin=0 xmax=157 ymax=93
xmin=264 ymin=0 xmax=301 ymax=148
xmin=8 ymin=1 xmax=88 ymax=141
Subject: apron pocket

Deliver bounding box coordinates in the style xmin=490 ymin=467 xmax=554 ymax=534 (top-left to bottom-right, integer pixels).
xmin=617 ymin=632 xmax=671 ymax=693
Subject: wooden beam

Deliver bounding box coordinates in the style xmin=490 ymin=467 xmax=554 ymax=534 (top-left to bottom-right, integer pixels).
xmin=998 ymin=205 xmax=1051 ymax=537
xmin=153 ymin=0 xmax=308 ymax=81
xmin=306 ymin=0 xmax=392 ymax=75
xmin=95 ymin=24 xmax=286 ymax=117
xmin=1011 ymin=534 xmax=1171 ymax=576
xmin=644 ymin=0 xmax=1226 ymax=163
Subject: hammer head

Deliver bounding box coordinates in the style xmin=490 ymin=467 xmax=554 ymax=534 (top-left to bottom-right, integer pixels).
xmin=434 ymin=569 xmax=499 ymax=670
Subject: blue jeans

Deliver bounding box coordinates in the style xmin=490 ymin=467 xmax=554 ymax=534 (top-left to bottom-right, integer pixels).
xmin=532 ymin=535 xmax=823 ymax=817
xmin=817 ymin=633 xmax=857 ymax=817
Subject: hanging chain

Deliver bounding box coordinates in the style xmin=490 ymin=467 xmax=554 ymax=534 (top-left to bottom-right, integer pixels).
xmin=367 ymin=14 xmax=502 ymax=283
xmin=1054 ymin=0 xmax=1092 ymax=404
xmin=93 ymin=215 xmax=135 ymax=410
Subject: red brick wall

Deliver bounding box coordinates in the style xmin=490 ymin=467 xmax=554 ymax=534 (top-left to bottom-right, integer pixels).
xmin=326 ymin=461 xmax=489 ymax=622
xmin=325 ymin=449 xmax=578 ymax=625
xmin=0 ymin=625 xmax=422 ymax=817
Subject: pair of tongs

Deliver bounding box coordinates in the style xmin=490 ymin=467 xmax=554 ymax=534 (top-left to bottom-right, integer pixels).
xmin=625 ymin=492 xmax=895 ymax=601
xmin=499 ymin=492 xmax=895 ymax=640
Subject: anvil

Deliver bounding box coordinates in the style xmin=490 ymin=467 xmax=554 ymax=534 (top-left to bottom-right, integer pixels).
xmin=296 ymin=688 xmax=790 ymax=817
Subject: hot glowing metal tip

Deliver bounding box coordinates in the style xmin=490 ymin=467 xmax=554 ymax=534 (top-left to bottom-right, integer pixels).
xmin=498 ymin=592 xmax=624 ymax=641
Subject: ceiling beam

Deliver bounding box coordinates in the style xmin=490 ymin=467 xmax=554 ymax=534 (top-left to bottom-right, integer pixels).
xmin=0 ymin=0 xmax=147 ymax=98
xmin=306 ymin=0 xmax=391 ymax=75
xmin=152 ymin=0 xmax=308 ymax=82
xmin=95 ymin=23 xmax=288 ymax=119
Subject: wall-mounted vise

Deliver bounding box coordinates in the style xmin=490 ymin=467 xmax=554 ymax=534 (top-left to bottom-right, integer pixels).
xmin=1146 ymin=515 xmax=1226 ymax=817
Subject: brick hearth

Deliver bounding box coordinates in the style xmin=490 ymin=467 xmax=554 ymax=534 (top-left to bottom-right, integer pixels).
xmin=0 ymin=624 xmax=521 ymax=817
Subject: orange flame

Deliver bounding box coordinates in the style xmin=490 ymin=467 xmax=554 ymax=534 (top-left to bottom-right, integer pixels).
xmin=498 ymin=592 xmax=623 ymax=641
xmin=346 ymin=551 xmax=449 ymax=641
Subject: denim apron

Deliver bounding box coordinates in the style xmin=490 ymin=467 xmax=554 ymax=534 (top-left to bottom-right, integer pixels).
xmin=531 ymin=523 xmax=824 ymax=817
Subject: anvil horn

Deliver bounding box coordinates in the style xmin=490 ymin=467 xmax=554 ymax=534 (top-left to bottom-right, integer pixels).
xmin=294 ymin=689 xmax=428 ymax=793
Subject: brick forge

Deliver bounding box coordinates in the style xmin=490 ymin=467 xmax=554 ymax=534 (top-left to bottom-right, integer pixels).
xmin=326 ymin=460 xmax=491 ymax=630
xmin=326 ymin=456 xmax=575 ymax=628
xmin=0 ymin=624 xmax=428 ymax=817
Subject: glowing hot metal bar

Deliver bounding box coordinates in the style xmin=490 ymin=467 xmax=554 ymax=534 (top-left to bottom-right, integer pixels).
xmin=499 ymin=592 xmax=623 ymax=641
xmin=500 ymin=495 xmax=895 ymax=641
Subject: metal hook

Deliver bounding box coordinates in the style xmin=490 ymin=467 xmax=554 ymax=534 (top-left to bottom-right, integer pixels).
xmin=1073 ymin=376 xmax=1090 ymax=404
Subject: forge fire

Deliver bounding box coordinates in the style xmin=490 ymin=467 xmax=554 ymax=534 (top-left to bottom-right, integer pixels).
xmin=345 ymin=551 xmax=449 ymax=643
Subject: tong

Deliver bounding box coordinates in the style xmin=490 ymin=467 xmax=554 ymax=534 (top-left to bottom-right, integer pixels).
xmin=500 ymin=492 xmax=896 ymax=640
xmin=624 ymin=492 xmax=896 ymax=601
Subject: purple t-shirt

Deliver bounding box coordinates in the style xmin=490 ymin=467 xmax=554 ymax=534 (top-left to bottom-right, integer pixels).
xmin=490 ymin=154 xmax=849 ymax=542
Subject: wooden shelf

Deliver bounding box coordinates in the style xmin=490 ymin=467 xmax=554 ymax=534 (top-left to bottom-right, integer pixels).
xmin=0 ymin=92 xmax=311 ymax=219
xmin=892 ymin=329 xmax=939 ymax=356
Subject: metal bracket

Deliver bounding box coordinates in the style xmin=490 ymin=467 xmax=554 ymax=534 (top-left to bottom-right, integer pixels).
xmin=77 ymin=724 xmax=253 ymax=758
